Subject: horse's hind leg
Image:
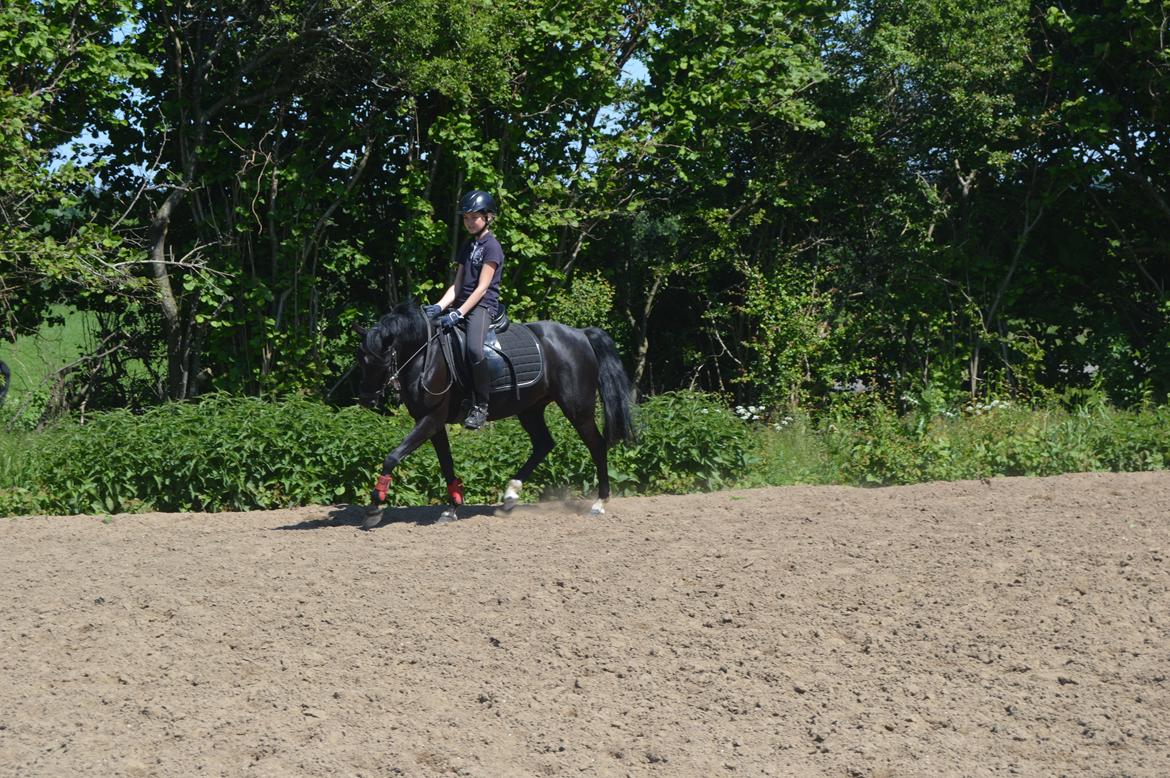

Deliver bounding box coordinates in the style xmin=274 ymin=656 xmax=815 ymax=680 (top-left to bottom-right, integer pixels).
xmin=561 ymin=404 xmax=610 ymax=516
xmin=504 ymin=405 xmax=555 ymax=511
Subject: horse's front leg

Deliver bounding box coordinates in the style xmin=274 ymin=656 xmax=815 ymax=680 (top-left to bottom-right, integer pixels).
xmin=364 ymin=409 xmax=446 ymax=529
xmin=430 ymin=427 xmax=464 ymax=524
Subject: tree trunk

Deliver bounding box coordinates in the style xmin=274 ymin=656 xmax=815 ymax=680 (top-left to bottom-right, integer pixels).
xmin=149 ymin=189 xmax=189 ymax=400
xmin=631 ymin=274 xmax=662 ymax=389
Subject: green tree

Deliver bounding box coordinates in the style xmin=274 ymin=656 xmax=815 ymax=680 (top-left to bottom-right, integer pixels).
xmin=104 ymin=0 xmax=526 ymax=398
xmin=1031 ymin=0 xmax=1170 ymax=402
xmin=0 ymin=0 xmax=149 ymax=340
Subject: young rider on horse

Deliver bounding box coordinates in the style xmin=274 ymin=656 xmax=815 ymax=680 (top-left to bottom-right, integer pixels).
xmin=423 ymin=189 xmax=505 ymax=431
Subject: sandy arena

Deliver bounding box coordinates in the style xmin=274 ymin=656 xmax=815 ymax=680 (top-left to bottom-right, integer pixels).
xmin=2 ymin=471 xmax=1169 ymax=776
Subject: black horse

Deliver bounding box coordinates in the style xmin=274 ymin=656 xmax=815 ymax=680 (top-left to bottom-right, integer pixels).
xmin=354 ymin=303 xmax=636 ymax=527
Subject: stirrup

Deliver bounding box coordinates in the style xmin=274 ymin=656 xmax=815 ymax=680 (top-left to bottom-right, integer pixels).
xmin=463 ymin=403 xmax=489 ymax=430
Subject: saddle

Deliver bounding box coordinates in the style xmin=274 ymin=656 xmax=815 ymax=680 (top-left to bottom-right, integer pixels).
xmin=439 ymin=305 xmax=544 ymax=400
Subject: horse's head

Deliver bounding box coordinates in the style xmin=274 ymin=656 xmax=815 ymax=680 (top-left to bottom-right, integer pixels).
xmin=353 ymin=320 xmax=391 ymax=409
xmin=353 ymin=303 xmax=428 ymax=408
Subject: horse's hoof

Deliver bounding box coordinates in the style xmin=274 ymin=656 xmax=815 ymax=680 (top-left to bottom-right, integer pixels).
xmin=501 ymin=480 xmax=522 ymax=513
xmin=436 ymin=507 xmax=458 ymax=524
xmin=589 ymin=500 xmax=606 ymax=516
xmin=362 ymin=507 xmax=383 ymax=529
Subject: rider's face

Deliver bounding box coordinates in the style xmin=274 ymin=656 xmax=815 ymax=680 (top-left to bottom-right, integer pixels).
xmin=462 ymin=210 xmax=488 ymax=233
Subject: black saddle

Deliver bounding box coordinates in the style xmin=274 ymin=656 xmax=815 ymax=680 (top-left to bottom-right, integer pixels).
xmin=440 ymin=307 xmax=544 ymax=399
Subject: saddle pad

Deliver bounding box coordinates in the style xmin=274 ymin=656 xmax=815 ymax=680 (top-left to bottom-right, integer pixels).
xmin=487 ymin=323 xmax=544 ymax=392
xmin=443 ymin=321 xmax=545 ymax=395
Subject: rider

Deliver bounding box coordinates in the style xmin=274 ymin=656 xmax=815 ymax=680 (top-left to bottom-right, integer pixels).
xmin=423 ymin=189 xmax=504 ymax=430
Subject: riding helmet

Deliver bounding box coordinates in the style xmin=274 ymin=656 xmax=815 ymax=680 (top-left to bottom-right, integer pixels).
xmin=458 ymin=190 xmax=498 ymax=215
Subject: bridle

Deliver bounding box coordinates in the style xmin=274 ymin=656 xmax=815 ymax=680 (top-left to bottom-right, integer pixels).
xmin=360 ymin=314 xmax=449 ymax=407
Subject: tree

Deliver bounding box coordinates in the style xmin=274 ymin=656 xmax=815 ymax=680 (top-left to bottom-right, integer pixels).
xmin=105 ymin=0 xmax=526 ymax=398
xmin=1032 ymin=0 xmax=1170 ymax=401
xmin=0 ymin=0 xmax=149 ymax=341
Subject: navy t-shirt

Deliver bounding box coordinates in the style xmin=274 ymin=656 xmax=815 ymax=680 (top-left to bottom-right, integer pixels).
xmin=455 ymin=233 xmax=504 ymax=315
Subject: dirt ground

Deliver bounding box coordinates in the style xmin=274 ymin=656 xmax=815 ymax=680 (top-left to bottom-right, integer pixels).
xmin=2 ymin=472 xmax=1169 ymax=777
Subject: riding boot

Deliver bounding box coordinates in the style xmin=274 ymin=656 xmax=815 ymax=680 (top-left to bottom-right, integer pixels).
xmin=464 ymin=359 xmax=491 ymax=430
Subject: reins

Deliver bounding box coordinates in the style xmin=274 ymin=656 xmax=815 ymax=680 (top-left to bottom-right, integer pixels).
xmin=419 ymin=316 xmax=455 ymax=397
xmin=371 ymin=313 xmax=452 ymax=404
xmin=387 ymin=330 xmax=440 ymax=390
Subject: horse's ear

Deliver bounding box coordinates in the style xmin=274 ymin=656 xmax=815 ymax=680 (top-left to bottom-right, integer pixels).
xmin=351 ymin=322 xmax=368 ymax=337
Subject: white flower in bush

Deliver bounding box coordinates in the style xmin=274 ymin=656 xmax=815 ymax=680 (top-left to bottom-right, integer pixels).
xmin=734 ymin=404 xmax=765 ymax=422
xmin=963 ymin=398 xmax=1012 ymax=416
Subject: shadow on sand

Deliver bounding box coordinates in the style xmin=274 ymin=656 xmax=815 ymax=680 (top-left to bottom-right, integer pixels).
xmin=273 ymin=502 xmax=506 ymax=531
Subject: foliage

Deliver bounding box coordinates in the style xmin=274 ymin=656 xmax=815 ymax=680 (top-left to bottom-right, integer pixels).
xmin=742 ymin=414 xmax=836 ymax=487
xmin=821 ymin=392 xmax=1170 ymax=485
xmin=0 ymin=431 xmax=46 ymax=516
xmin=0 ymin=391 xmax=751 ymax=515
xmin=545 ymin=271 xmax=621 ymax=334
xmin=3 ymin=0 xmax=1169 ymax=422
xmin=0 ymin=0 xmax=151 ymax=341
xmin=4 ymin=391 xmax=1168 ymax=517
xmin=612 ymin=390 xmax=755 ymax=494
xmin=737 ymin=260 xmax=851 ymax=410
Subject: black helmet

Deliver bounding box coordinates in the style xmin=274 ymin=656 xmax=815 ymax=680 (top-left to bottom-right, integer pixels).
xmin=458 ymin=189 xmax=497 ymax=215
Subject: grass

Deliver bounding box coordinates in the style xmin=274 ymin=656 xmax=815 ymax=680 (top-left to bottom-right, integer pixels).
xmin=0 ymin=431 xmax=26 ymax=480
xmin=3 ymin=305 xmax=94 ymax=392
xmin=0 ymin=306 xmax=154 ymax=429
xmin=1 ymin=306 xmax=97 ymax=428
xmin=743 ymin=417 xmax=837 ymax=487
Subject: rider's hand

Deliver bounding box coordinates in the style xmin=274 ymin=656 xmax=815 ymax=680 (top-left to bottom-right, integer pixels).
xmin=438 ymin=310 xmax=463 ymax=330
xmin=422 ymin=303 xmax=441 ymax=319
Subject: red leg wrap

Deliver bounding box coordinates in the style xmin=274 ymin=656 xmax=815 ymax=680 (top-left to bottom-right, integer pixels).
xmin=374 ymin=474 xmax=393 ymax=503
xmin=447 ymin=478 xmax=464 ymax=506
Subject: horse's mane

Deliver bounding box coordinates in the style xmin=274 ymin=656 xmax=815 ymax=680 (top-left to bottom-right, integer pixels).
xmin=363 ymin=302 xmax=427 ymax=362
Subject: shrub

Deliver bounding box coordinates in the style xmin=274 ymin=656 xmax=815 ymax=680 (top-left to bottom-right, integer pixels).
xmin=821 ymin=394 xmax=1170 ymax=485
xmin=1 ymin=390 xmax=753 ymax=515
xmin=3 ymin=392 xmax=1167 ymax=517
xmin=12 ymin=395 xmax=404 ymax=514
xmin=611 ymin=390 xmax=754 ymax=493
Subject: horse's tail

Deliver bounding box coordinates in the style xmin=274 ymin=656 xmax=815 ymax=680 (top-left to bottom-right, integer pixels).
xmin=584 ymin=327 xmax=637 ymax=446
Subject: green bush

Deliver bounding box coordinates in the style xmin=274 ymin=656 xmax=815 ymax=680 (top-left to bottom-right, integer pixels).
xmin=0 ymin=390 xmax=752 ymax=515
xmin=822 ymin=394 xmax=1170 ymax=485
xmin=611 ymin=390 xmax=754 ymax=493
xmin=2 ymin=391 xmax=1168 ymax=517
xmin=8 ymin=395 xmax=404 ymax=514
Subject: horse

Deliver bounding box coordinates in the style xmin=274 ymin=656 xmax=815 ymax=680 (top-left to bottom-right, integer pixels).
xmin=354 ymin=302 xmax=636 ymax=528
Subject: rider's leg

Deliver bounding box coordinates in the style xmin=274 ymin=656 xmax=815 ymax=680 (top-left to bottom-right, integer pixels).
xmin=464 ymin=306 xmax=491 ymax=430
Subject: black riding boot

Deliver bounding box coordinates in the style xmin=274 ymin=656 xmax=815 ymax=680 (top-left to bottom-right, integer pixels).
xmin=464 ymin=359 xmax=491 ymax=430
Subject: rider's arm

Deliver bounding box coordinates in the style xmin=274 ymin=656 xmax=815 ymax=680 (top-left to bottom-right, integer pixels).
xmin=456 ymin=261 xmax=497 ymax=316
xmin=435 ymin=265 xmax=464 ymax=310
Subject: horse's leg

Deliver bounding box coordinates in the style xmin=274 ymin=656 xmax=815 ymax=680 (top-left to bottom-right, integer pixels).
xmin=502 ymin=405 xmax=556 ymax=511
xmin=430 ymin=427 xmax=463 ymax=523
xmin=558 ymin=398 xmax=610 ymax=516
xmin=365 ymin=408 xmax=446 ymax=529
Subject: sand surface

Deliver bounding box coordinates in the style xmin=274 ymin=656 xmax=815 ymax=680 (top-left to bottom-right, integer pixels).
xmin=2 ymin=472 xmax=1169 ymax=776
